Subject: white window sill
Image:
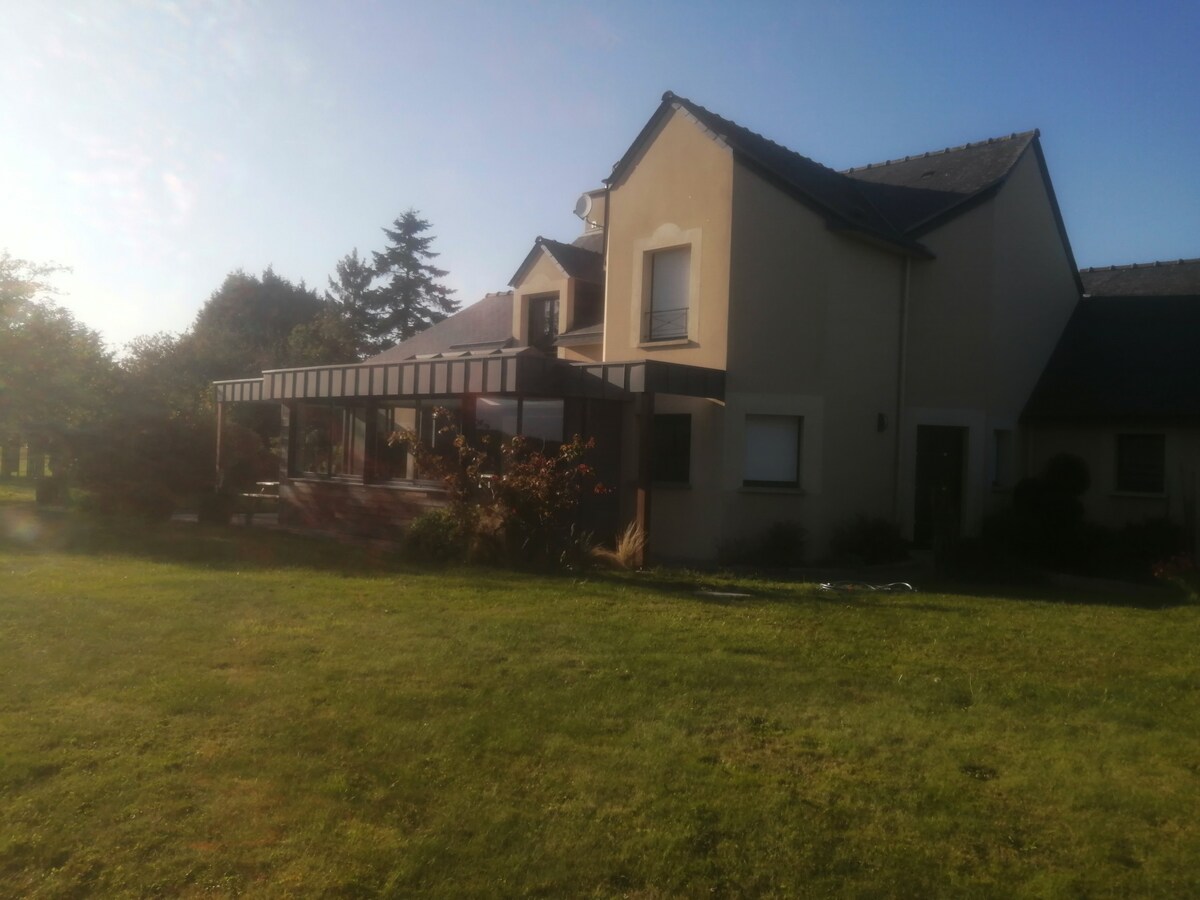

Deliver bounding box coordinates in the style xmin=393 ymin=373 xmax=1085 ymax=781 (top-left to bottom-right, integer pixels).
xmin=289 ymin=476 xmax=447 ymax=494
xmin=739 ymin=485 xmax=806 ymax=496
xmin=638 ymin=337 xmax=693 ymax=349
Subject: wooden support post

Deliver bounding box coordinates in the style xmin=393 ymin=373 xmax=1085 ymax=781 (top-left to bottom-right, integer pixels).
xmin=26 ymin=439 xmax=45 ymax=480
xmin=0 ymin=435 xmax=18 ymax=479
xmin=279 ymin=403 xmax=293 ymax=482
xmin=634 ymin=392 xmax=655 ymax=567
xmin=214 ymin=400 xmax=225 ymax=490
xmin=362 ymin=403 xmax=378 ymax=483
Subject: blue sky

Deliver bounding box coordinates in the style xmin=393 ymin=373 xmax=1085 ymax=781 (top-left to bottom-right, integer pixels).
xmin=2 ymin=0 xmax=1197 ymax=350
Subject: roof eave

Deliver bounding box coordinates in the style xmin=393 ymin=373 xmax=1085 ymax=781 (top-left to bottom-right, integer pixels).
xmin=732 ymin=153 xmax=925 ymax=257
xmin=604 ymin=92 xmax=678 ymax=188
xmin=508 ymin=239 xmax=570 ymax=288
xmin=1029 ymin=135 xmax=1086 ymax=296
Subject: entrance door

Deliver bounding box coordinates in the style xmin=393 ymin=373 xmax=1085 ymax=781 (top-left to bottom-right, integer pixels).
xmin=914 ymin=425 xmax=966 ymax=549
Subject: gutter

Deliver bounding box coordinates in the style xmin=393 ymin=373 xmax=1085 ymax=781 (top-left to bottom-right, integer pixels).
xmin=892 ymin=256 xmax=911 ymax=521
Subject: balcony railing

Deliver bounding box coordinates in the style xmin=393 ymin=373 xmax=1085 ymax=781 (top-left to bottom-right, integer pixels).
xmin=644 ymin=306 xmax=688 ymax=342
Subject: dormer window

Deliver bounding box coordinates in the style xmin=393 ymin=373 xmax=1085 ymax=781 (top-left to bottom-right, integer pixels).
xmin=645 ymin=247 xmax=690 ymax=341
xmin=528 ymin=294 xmax=559 ymax=351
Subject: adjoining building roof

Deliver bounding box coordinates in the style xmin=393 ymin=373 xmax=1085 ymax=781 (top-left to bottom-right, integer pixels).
xmin=571 ymin=231 xmax=605 ymax=254
xmin=1023 ymin=294 xmax=1200 ymax=421
xmin=1081 ymin=258 xmax=1200 ymax=297
xmin=366 ymin=291 xmax=515 ymax=364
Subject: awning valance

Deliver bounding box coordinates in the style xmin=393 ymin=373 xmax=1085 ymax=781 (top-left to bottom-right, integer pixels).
xmin=214 ymin=348 xmax=724 ymax=404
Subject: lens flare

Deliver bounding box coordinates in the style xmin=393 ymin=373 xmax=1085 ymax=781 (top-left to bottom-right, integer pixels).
xmin=1 ymin=508 xmax=42 ymax=544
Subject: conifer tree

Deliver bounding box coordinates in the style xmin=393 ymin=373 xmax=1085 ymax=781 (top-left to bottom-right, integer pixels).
xmin=368 ymin=210 xmax=458 ymax=350
xmin=324 ymin=248 xmax=375 ymax=358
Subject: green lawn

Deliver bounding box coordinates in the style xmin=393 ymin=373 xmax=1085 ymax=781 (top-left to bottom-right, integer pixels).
xmin=1 ymin=501 xmax=1198 ymax=897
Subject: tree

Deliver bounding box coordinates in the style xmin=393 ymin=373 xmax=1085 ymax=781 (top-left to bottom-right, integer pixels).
xmin=0 ymin=251 xmax=64 ymax=320
xmin=367 ymin=210 xmax=458 ymax=350
xmin=324 ymin=248 xmax=375 ymax=358
xmin=0 ymin=253 xmax=116 ymax=438
xmin=188 ymin=267 xmax=325 ymax=378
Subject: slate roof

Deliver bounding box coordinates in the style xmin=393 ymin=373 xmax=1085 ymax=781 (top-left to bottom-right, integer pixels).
xmin=607 ymin=92 xmax=1054 ymax=257
xmin=367 ymin=291 xmax=515 ymax=363
xmin=843 ymin=131 xmax=1038 ymax=234
xmin=572 ymin=230 xmax=605 ymax=254
xmin=540 ymin=238 xmax=604 ymax=282
xmin=1081 ymin=258 xmax=1200 ymax=297
xmin=609 ymin=92 xmax=921 ymax=253
xmin=1023 ymin=294 xmax=1200 ymax=421
xmin=555 ymin=322 xmax=604 ymax=347
xmin=509 ymin=236 xmax=604 ymax=287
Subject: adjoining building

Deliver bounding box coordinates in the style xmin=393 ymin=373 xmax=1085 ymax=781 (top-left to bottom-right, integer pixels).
xmin=215 ymin=92 xmax=1199 ymax=562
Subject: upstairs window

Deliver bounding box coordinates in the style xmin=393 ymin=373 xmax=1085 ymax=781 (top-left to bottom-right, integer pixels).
xmin=1116 ymin=433 xmax=1165 ymax=493
xmin=645 ymin=247 xmax=689 ymax=341
xmin=528 ymin=294 xmax=559 ymax=350
xmin=743 ymin=415 xmax=802 ymax=488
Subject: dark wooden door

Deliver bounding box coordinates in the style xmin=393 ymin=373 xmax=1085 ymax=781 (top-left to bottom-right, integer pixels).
xmin=914 ymin=425 xmax=966 ymax=549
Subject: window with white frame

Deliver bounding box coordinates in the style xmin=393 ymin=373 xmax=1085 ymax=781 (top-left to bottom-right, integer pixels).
xmin=743 ymin=415 xmax=802 ymax=488
xmin=645 ymin=246 xmax=690 ymax=341
xmin=1115 ymin=433 xmax=1165 ymax=493
xmin=992 ymin=429 xmax=1014 ymax=488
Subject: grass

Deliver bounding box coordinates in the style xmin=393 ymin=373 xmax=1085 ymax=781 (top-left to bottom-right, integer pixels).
xmin=0 ymin=478 xmax=36 ymax=505
xmin=1 ymin=497 xmax=1198 ymax=896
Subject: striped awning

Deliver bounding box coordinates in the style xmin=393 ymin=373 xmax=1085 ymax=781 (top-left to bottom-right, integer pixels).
xmin=214 ymin=347 xmax=724 ymax=404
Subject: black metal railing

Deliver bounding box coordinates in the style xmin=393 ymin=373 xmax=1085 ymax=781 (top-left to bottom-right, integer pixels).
xmin=644 ymin=307 xmax=688 ymax=341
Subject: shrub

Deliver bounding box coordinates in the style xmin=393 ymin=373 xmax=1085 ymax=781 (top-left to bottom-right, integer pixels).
xmin=937 ymin=536 xmax=1036 ymax=584
xmin=403 ymin=509 xmax=470 ymax=564
xmin=1153 ymin=553 xmax=1199 ymax=601
xmin=719 ymin=520 xmax=806 ymax=568
xmin=35 ymin=476 xmax=69 ymax=506
xmin=997 ymin=454 xmax=1092 ymax=569
xmin=197 ymin=491 xmax=235 ymax=526
xmin=828 ymin=516 xmax=908 ymax=565
xmin=1117 ymin=518 xmax=1186 ymax=575
xmin=591 ymin=522 xmax=646 ymax=570
xmin=393 ymin=413 xmax=606 ymax=569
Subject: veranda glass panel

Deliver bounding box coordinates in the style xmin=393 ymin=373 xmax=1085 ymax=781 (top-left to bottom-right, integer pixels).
xmin=521 ymin=399 xmax=564 ymax=455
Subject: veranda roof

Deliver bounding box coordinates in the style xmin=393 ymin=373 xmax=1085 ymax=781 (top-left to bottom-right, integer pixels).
xmin=214 ymin=347 xmax=724 ymax=404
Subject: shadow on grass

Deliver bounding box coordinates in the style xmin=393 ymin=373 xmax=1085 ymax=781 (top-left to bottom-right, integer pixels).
xmin=925 ymin=578 xmax=1184 ymax=609
xmin=1 ymin=504 xmax=1187 ymax=610
xmin=0 ymin=505 xmax=416 ymax=579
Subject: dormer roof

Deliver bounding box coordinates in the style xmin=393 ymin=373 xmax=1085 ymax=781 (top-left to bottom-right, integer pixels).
xmin=509 ymin=236 xmax=604 ymax=287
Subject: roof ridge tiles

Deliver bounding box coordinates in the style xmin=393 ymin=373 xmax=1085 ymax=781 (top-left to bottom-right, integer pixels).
xmin=1080 ymin=257 xmax=1200 ymax=273
xmin=842 ymin=128 xmax=1038 ymax=174
xmin=665 ymin=91 xmax=848 ymax=177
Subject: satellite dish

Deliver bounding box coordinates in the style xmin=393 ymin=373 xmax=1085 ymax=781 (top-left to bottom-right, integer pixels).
xmin=573 ymin=193 xmax=593 ymax=221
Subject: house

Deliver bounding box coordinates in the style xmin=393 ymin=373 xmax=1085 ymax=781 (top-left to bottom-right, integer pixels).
xmin=1024 ymin=259 xmax=1200 ymax=550
xmin=214 ymin=91 xmax=1194 ymax=562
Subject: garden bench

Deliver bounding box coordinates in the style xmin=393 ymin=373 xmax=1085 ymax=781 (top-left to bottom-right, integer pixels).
xmin=237 ymin=481 xmax=279 ymax=525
